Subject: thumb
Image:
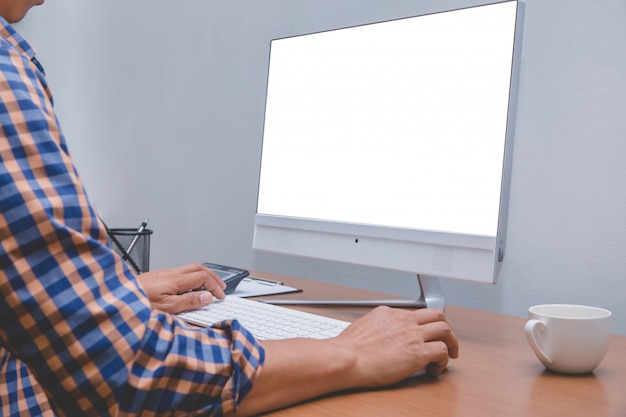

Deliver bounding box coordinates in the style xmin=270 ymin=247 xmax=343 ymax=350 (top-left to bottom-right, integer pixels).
xmin=170 ymin=290 xmax=215 ymax=314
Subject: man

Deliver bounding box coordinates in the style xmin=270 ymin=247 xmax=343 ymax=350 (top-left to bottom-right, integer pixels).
xmin=0 ymin=1 xmax=459 ymax=416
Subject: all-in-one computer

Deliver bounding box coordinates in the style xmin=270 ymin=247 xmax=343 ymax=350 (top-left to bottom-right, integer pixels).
xmin=254 ymin=0 xmax=525 ymax=309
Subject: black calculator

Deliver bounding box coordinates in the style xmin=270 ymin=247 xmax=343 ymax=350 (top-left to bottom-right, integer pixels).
xmin=203 ymin=262 xmax=249 ymax=294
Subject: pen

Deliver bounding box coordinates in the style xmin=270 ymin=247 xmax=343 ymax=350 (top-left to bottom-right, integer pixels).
xmin=126 ymin=218 xmax=149 ymax=255
xmin=101 ymin=217 xmax=142 ymax=274
xmin=249 ymin=277 xmax=284 ymax=286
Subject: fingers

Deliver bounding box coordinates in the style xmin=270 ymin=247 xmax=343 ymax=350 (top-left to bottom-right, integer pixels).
xmin=176 ymin=263 xmax=226 ymax=288
xmin=391 ymin=319 xmax=456 ymax=377
xmin=414 ymin=307 xmax=450 ymax=326
xmin=182 ymin=289 xmax=215 ymax=312
xmin=142 ymin=263 xmax=230 ymax=314
xmin=157 ymin=289 xmax=216 ymax=315
xmin=169 ymin=263 xmax=227 ymax=299
xmin=414 ymin=321 xmax=459 ymax=377
xmin=425 ymin=341 xmax=453 ymax=376
xmin=393 ymin=308 xmax=459 ymax=375
xmin=169 ymin=264 xmax=226 ymax=313
xmin=411 ymin=308 xmax=459 ymax=358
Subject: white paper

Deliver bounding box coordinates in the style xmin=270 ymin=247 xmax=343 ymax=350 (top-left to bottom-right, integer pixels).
xmin=232 ymin=277 xmax=301 ymax=298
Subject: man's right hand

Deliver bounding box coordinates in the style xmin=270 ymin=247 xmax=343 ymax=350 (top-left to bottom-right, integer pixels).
xmin=235 ymin=306 xmax=459 ymax=416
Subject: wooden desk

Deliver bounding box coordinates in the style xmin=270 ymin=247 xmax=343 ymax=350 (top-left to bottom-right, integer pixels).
xmin=250 ymin=272 xmax=626 ymax=417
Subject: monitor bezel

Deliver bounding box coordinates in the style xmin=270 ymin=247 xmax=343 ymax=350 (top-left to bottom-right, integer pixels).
xmin=253 ymin=0 xmax=525 ymax=294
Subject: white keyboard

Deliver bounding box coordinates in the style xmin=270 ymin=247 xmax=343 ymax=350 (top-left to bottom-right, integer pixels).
xmin=177 ymin=295 xmax=350 ymax=340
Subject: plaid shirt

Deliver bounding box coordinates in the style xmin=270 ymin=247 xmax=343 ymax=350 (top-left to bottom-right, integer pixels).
xmin=0 ymin=17 xmax=264 ymax=416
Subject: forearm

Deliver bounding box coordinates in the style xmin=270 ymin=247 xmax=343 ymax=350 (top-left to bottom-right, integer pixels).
xmin=235 ymin=338 xmax=358 ymax=416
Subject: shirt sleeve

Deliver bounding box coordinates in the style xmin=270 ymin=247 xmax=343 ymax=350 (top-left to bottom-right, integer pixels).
xmin=0 ymin=38 xmax=264 ymax=416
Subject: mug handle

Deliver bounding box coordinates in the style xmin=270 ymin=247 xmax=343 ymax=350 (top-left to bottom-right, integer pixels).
xmin=524 ymin=319 xmax=553 ymax=365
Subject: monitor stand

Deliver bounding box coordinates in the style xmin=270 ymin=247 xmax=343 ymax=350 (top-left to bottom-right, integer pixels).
xmin=261 ymin=275 xmax=445 ymax=310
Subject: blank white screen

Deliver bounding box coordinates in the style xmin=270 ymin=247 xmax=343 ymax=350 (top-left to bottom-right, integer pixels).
xmin=258 ymin=1 xmax=518 ymax=237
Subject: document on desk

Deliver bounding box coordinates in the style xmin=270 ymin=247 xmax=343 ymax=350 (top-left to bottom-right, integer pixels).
xmin=232 ymin=277 xmax=302 ymax=298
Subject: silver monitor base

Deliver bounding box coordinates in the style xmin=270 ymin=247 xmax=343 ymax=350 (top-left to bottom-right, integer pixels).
xmin=261 ymin=275 xmax=445 ymax=310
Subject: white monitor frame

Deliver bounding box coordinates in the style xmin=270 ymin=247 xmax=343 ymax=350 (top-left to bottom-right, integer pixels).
xmin=254 ymin=0 xmax=525 ymax=309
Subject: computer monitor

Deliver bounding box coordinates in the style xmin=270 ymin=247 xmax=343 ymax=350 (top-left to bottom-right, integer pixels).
xmin=254 ymin=0 xmax=524 ymax=309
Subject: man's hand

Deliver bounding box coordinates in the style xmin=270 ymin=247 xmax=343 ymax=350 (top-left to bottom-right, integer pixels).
xmin=335 ymin=306 xmax=459 ymax=382
xmin=136 ymin=263 xmax=227 ymax=313
xmin=235 ymin=306 xmax=459 ymax=416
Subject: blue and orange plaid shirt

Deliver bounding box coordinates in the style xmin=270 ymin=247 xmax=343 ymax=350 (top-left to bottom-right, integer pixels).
xmin=0 ymin=17 xmax=264 ymax=416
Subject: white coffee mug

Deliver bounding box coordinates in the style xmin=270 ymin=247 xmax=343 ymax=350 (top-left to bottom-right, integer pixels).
xmin=525 ymin=304 xmax=611 ymax=374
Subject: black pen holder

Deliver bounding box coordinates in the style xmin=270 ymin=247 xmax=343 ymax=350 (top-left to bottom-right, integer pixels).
xmin=108 ymin=228 xmax=153 ymax=274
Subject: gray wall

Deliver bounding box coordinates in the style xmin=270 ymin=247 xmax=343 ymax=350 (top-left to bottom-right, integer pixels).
xmin=18 ymin=0 xmax=626 ymax=334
